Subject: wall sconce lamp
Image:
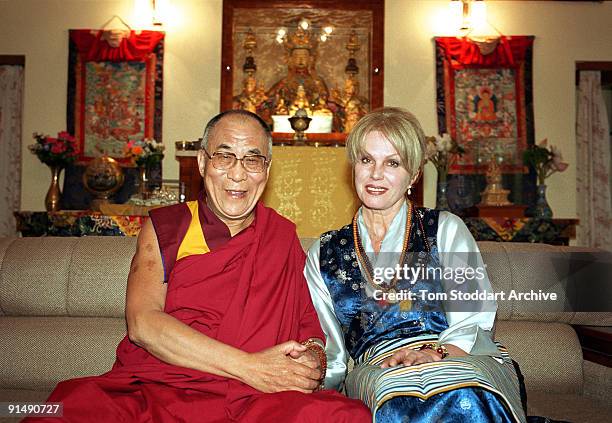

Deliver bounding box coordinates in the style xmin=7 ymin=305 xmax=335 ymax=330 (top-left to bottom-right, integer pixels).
xmin=152 ymin=0 xmax=170 ymax=26
xmin=134 ymin=0 xmax=169 ymax=27
xmin=449 ymin=0 xmax=487 ymax=32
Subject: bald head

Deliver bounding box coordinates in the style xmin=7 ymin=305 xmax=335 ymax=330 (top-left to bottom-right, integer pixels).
xmin=201 ymin=110 xmax=272 ymax=158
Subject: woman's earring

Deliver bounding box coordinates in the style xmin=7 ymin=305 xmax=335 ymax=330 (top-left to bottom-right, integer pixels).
xmin=407 ymin=186 xmax=412 ymax=197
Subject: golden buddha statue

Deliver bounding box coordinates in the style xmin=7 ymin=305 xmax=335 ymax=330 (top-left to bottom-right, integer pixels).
xmin=289 ymin=84 xmax=312 ymax=116
xmin=256 ymin=81 xmax=268 ymax=105
xmin=344 ymin=99 xmax=362 ymax=133
xmin=338 ymin=77 xmax=367 ymax=133
xmin=232 ymin=75 xmax=259 ymax=114
xmin=274 ymin=97 xmax=289 ymax=115
xmin=266 ymin=25 xmax=329 ymax=117
xmin=313 ymin=96 xmax=332 ymax=116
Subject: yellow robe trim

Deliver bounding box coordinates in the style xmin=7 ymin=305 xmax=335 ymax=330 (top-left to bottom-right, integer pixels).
xmin=176 ymin=200 xmax=210 ymax=260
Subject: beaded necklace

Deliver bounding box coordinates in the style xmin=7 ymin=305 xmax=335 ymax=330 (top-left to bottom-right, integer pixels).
xmin=353 ymin=201 xmax=413 ymax=292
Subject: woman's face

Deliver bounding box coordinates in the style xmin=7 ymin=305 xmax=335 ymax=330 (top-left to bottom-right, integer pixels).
xmin=354 ymin=131 xmax=412 ymax=212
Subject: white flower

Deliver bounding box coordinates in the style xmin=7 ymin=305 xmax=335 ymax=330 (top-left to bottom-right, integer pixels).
xmin=435 ymin=133 xmax=453 ymax=153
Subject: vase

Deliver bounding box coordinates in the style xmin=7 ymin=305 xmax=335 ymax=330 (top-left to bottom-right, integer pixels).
xmin=435 ymin=179 xmax=451 ymax=211
xmin=45 ymin=165 xmax=63 ymax=212
xmin=436 ymin=181 xmax=450 ymax=211
xmin=534 ymin=184 xmax=553 ymax=218
xmin=137 ymin=165 xmax=149 ymax=198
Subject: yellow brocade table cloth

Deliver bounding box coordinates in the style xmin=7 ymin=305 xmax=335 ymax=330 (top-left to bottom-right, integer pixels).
xmin=262 ymin=146 xmax=360 ymax=238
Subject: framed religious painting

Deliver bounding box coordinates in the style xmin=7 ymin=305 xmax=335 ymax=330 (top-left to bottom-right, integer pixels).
xmin=63 ymin=28 xmax=164 ymax=209
xmin=435 ymin=36 xmax=536 ymax=214
xmin=67 ymin=29 xmax=164 ymax=162
xmin=220 ymin=0 xmax=384 ymax=138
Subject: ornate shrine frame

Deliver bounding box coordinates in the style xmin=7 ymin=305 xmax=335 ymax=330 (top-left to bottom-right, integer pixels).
xmin=220 ymin=0 xmax=384 ymax=135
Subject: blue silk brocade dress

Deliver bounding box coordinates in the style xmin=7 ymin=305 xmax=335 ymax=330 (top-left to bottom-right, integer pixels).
xmin=304 ymin=202 xmax=526 ymax=423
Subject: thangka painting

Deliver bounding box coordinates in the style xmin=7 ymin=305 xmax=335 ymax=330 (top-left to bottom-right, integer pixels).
xmin=68 ymin=30 xmax=164 ymax=162
xmin=435 ymin=36 xmax=535 ymax=174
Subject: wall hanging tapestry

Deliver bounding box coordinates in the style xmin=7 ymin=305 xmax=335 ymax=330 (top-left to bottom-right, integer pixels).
xmin=64 ymin=29 xmax=164 ymax=209
xmin=67 ymin=29 xmax=164 ymax=161
xmin=434 ymin=36 xmax=536 ymax=212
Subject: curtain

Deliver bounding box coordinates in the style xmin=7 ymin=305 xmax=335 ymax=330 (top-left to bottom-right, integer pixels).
xmin=576 ymin=71 xmax=612 ymax=250
xmin=0 ymin=65 xmax=23 ymax=237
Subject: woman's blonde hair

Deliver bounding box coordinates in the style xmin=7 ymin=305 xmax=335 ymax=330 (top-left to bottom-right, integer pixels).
xmin=346 ymin=107 xmax=427 ymax=181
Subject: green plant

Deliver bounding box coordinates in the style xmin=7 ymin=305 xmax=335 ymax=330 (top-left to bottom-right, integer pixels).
xmin=522 ymin=139 xmax=568 ymax=185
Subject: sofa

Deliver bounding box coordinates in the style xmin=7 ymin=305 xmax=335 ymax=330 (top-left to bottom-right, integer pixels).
xmin=0 ymin=236 xmax=610 ymax=422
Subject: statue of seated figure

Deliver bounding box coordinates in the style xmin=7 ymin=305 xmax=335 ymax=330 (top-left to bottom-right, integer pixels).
xmin=266 ymin=26 xmax=329 ymax=119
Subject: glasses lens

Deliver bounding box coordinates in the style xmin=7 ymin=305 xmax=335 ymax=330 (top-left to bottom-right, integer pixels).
xmin=211 ymin=152 xmax=236 ymax=170
xmin=243 ymin=156 xmax=266 ymax=173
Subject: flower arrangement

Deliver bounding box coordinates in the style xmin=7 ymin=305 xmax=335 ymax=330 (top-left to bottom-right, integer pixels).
xmin=124 ymin=138 xmax=165 ymax=167
xmin=425 ymin=133 xmax=465 ymax=182
xmin=522 ymin=139 xmax=569 ymax=185
xmin=28 ymin=131 xmax=79 ymax=167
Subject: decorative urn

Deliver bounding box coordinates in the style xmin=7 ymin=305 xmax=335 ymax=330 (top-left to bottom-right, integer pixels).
xmin=82 ymin=155 xmax=125 ymax=211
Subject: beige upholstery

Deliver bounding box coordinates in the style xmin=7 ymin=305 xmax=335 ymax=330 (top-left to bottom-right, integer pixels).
xmin=0 ymin=317 xmax=125 ymax=391
xmin=0 ymin=236 xmax=610 ymax=422
xmin=494 ymin=321 xmax=583 ymax=395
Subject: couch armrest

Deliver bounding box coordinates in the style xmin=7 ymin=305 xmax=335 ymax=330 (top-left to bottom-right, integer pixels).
xmin=582 ymin=360 xmax=612 ymax=403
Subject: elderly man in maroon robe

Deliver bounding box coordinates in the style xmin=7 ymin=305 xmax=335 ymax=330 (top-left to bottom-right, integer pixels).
xmin=28 ymin=110 xmax=370 ymax=422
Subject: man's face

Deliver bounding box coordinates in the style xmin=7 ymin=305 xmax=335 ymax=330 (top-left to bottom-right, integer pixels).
xmin=197 ymin=116 xmax=270 ymax=225
xmin=291 ymin=49 xmax=310 ymax=70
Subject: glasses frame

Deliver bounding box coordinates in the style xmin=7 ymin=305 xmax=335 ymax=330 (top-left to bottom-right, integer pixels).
xmin=203 ymin=149 xmax=270 ymax=173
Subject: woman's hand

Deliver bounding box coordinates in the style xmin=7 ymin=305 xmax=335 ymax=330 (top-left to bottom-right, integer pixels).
xmin=380 ymin=347 xmax=442 ymax=368
xmin=240 ymin=341 xmax=323 ymax=394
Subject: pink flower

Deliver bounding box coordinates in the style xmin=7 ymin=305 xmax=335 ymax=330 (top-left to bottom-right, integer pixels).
xmin=51 ymin=143 xmax=66 ymax=154
xmin=57 ymin=131 xmax=73 ymax=140
xmin=550 ymin=145 xmax=569 ymax=172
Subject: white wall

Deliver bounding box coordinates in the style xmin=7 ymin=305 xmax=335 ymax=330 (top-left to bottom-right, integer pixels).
xmin=1 ymin=0 xmax=612 ymax=216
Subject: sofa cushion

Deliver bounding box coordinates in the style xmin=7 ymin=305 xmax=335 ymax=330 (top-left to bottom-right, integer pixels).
xmin=66 ymin=236 xmax=135 ymax=317
xmin=0 ymin=316 xmax=125 ymax=390
xmin=478 ymin=241 xmax=514 ymax=321
xmin=0 ymin=237 xmax=17 ymax=317
xmin=0 ymin=238 xmax=78 ymax=316
xmin=478 ymin=242 xmax=612 ymax=326
xmin=479 ymin=242 xmax=574 ymax=322
xmin=299 ymin=237 xmax=317 ymax=253
xmin=0 ymin=237 xmax=136 ymax=318
xmin=494 ymin=320 xmax=583 ymax=395
xmin=526 ymin=391 xmax=612 ymax=423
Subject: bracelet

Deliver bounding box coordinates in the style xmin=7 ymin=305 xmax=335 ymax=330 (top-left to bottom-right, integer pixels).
xmin=301 ymin=339 xmax=328 ymax=380
xmin=419 ymin=343 xmax=449 ymax=359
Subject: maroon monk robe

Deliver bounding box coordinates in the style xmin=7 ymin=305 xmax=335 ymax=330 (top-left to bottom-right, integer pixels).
xmin=27 ymin=202 xmax=370 ymax=422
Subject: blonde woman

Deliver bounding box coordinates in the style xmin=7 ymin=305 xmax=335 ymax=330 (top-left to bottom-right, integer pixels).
xmin=305 ymin=107 xmax=526 ymax=422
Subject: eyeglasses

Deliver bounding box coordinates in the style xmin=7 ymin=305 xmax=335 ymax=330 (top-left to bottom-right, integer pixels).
xmin=203 ymin=149 xmax=269 ymax=173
